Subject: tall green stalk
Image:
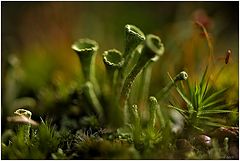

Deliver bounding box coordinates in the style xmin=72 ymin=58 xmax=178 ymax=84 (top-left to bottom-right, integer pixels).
xmin=72 ymin=39 xmax=100 ymax=95
xmin=82 ymin=81 xmax=104 ymax=122
xmin=148 ymin=96 xmax=158 ymax=130
xmin=117 ymin=24 xmax=145 ymax=96
xmin=102 ymin=49 xmax=125 ymax=126
xmin=102 ymin=49 xmax=124 ymax=89
xmin=120 ymin=34 xmax=164 ymax=108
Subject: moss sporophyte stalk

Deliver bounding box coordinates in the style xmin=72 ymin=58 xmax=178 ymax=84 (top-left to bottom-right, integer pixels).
xmin=156 ymin=71 xmax=188 ymax=100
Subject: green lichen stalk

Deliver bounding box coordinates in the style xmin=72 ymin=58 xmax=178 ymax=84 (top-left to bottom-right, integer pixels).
xmin=82 ymin=81 xmax=104 ymax=122
xmin=123 ymin=24 xmax=145 ymax=60
xmin=129 ymin=105 xmax=141 ymax=144
xmin=120 ymin=34 xmax=164 ymax=108
xmin=148 ymin=96 xmax=158 ymax=130
xmin=117 ymin=25 xmax=145 ymax=95
xmin=72 ymin=39 xmax=100 ymax=94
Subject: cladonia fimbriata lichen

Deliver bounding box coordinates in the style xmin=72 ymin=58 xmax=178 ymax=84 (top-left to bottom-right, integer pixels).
xmin=116 ymin=24 xmax=146 ymax=97
xmin=72 ymin=39 xmax=100 ymax=95
xmin=120 ymin=34 xmax=164 ymax=108
xmin=103 ymin=49 xmax=124 ymax=89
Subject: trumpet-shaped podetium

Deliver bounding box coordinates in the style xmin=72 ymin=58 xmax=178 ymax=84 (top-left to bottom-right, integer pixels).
xmin=124 ymin=24 xmax=145 ymax=59
xmin=117 ymin=24 xmax=145 ymax=96
xmin=103 ymin=49 xmax=125 ymax=68
xmin=120 ymin=34 xmax=164 ymax=108
xmin=72 ymin=39 xmax=100 ymax=94
xmin=103 ymin=49 xmax=124 ymax=83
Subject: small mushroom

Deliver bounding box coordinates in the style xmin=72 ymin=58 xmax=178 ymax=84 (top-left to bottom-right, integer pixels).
xmin=7 ymin=109 xmax=39 ymax=126
xmin=7 ymin=115 xmax=39 ymax=126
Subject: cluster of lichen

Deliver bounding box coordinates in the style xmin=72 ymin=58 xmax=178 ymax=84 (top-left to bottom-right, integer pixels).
xmin=71 ymin=24 xmax=169 ymax=126
xmin=2 ymin=24 xmax=238 ymax=160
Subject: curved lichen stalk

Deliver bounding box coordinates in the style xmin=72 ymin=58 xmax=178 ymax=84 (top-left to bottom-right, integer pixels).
xmin=117 ymin=24 xmax=145 ymax=95
xmin=82 ymin=81 xmax=104 ymax=122
xmin=72 ymin=39 xmax=100 ymax=95
xmin=137 ymin=49 xmax=161 ymax=109
xmin=102 ymin=49 xmax=125 ymax=126
xmin=123 ymin=24 xmax=145 ymax=59
xmin=120 ymin=34 xmax=165 ymax=109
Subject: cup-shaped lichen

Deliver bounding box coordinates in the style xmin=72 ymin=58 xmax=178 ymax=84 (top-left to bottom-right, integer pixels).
xmin=123 ymin=24 xmax=145 ymax=59
xmin=117 ymin=25 xmax=146 ymax=96
xmin=120 ymin=34 xmax=164 ymax=108
xmin=103 ymin=49 xmax=124 ymax=85
xmin=101 ymin=49 xmax=125 ymax=126
xmin=141 ymin=34 xmax=165 ymax=62
xmin=103 ymin=49 xmax=125 ymax=68
xmin=72 ymin=39 xmax=100 ymax=94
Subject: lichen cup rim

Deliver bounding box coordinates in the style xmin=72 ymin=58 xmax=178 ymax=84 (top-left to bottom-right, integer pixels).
xmin=71 ymin=38 xmax=99 ymax=53
xmin=145 ymin=34 xmax=165 ymax=61
xmin=103 ymin=49 xmax=125 ymax=68
xmin=125 ymin=24 xmax=145 ymax=41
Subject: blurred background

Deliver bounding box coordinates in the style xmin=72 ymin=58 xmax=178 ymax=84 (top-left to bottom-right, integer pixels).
xmin=1 ymin=2 xmax=238 ymax=130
